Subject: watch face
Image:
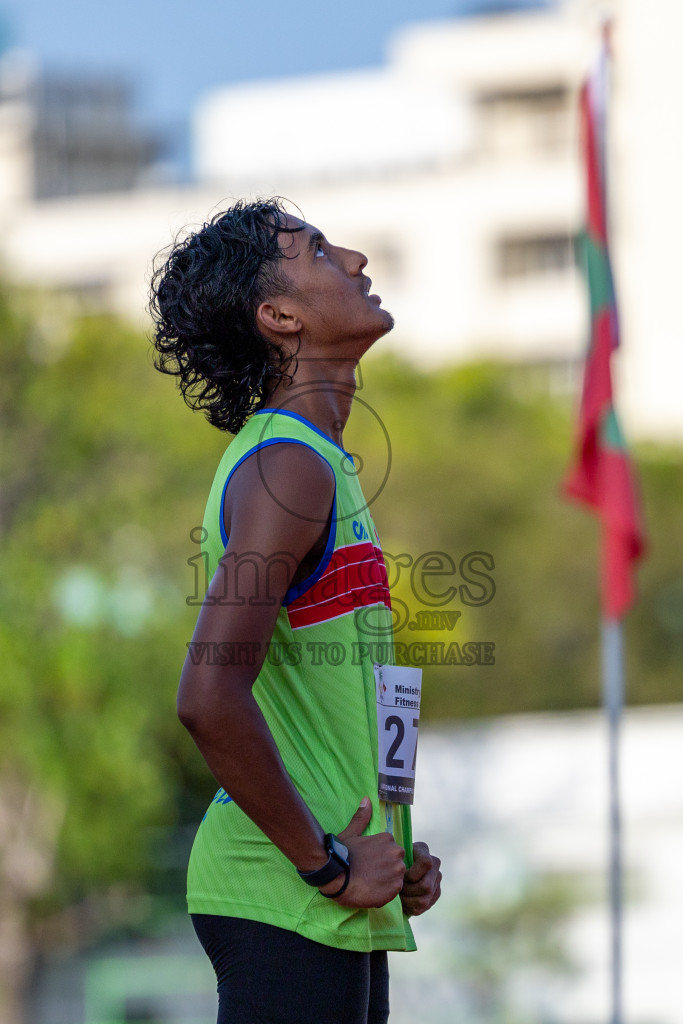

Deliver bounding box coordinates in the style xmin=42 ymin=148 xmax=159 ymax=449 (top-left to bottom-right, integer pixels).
xmin=327 ymin=834 xmax=350 ymax=867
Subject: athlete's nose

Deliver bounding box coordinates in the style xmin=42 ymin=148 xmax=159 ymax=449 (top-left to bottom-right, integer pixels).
xmin=346 ymin=247 xmax=368 ymax=275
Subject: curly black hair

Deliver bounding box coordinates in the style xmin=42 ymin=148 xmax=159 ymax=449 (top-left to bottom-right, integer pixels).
xmin=149 ymin=197 xmax=303 ymax=434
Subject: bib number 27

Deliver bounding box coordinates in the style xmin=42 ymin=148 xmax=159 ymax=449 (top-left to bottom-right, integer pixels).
xmin=385 ymin=715 xmax=419 ymax=772
xmin=375 ymin=665 xmax=422 ymax=805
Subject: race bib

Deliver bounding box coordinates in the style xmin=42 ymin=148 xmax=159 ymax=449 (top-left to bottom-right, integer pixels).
xmin=374 ymin=664 xmax=422 ymax=805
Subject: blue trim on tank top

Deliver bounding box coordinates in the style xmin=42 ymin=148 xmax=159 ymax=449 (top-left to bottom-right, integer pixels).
xmin=218 ymin=438 xmax=337 ymax=606
xmin=253 ymin=407 xmax=355 ymax=464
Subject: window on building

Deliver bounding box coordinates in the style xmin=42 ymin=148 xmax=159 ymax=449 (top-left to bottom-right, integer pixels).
xmin=496 ymin=233 xmax=576 ymax=280
xmin=476 ymin=84 xmax=572 ymax=155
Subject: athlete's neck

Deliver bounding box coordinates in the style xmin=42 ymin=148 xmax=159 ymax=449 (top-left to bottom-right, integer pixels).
xmin=266 ymin=357 xmax=358 ymax=449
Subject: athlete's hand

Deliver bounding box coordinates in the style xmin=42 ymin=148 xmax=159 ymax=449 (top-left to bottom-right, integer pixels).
xmin=318 ymin=798 xmax=405 ymax=909
xmin=399 ymin=841 xmax=442 ymax=917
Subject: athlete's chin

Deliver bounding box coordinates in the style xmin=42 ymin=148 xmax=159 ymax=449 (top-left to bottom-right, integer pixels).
xmin=377 ymin=309 xmax=395 ymax=335
xmin=356 ymin=311 xmax=395 ymax=354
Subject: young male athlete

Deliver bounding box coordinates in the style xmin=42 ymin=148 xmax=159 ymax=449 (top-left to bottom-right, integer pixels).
xmin=149 ymin=198 xmax=441 ymax=1024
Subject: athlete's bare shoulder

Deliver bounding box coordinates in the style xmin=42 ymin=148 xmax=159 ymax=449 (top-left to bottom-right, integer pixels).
xmin=223 ymin=441 xmax=335 ymax=555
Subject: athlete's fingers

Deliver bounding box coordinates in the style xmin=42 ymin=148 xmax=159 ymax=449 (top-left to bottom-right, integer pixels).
xmin=401 ymin=843 xmax=442 ymax=916
xmin=402 ymin=863 xmax=441 ymax=898
xmin=404 ymin=842 xmax=438 ymax=884
xmin=400 ymin=865 xmax=442 ymax=916
xmin=337 ymin=796 xmax=373 ymax=841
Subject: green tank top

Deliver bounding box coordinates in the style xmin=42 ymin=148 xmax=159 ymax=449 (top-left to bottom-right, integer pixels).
xmin=186 ymin=408 xmax=416 ymax=952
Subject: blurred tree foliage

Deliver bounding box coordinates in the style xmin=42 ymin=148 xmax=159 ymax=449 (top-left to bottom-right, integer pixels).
xmin=0 ymin=288 xmax=681 ymax=1009
xmin=0 ymin=291 xmax=224 ymax=1018
xmin=444 ymin=871 xmax=584 ymax=1023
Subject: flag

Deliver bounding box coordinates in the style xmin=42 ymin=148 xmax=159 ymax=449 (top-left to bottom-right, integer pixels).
xmin=563 ymin=32 xmax=646 ymax=619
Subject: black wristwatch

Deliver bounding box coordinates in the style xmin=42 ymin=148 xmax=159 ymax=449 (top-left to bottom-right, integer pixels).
xmin=297 ymin=834 xmax=350 ymax=898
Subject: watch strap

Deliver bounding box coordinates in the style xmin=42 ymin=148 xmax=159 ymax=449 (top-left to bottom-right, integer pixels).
xmin=296 ymin=834 xmax=350 ymax=888
xmin=319 ymin=868 xmax=351 ymax=899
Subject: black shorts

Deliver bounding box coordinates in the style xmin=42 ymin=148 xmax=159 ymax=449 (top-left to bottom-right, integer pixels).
xmin=191 ymin=914 xmax=390 ymax=1024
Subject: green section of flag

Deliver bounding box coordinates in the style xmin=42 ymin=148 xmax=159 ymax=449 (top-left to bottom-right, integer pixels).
xmin=583 ymin=233 xmax=614 ymax=317
xmin=601 ymin=406 xmax=626 ymax=453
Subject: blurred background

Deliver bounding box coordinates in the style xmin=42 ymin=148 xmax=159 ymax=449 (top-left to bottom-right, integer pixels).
xmin=1 ymin=0 xmax=681 ymax=1021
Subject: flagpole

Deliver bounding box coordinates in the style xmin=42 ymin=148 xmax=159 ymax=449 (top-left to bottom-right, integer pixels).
xmin=601 ymin=617 xmax=624 ymax=1024
xmin=598 ymin=24 xmax=625 ymax=1024
xmin=563 ymin=11 xmax=644 ymax=1022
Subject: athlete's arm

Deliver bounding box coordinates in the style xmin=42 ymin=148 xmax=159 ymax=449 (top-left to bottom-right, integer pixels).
xmin=178 ymin=442 xmax=405 ymax=909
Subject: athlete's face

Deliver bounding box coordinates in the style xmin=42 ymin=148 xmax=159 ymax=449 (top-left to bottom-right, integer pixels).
xmin=261 ymin=216 xmax=394 ymax=352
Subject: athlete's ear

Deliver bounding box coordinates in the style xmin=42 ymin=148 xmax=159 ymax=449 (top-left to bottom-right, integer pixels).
xmin=256 ymin=300 xmax=303 ymax=338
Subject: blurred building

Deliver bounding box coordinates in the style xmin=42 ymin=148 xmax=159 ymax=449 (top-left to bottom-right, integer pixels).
xmin=0 ymin=0 xmax=681 ymax=441
xmin=194 ymin=10 xmax=586 ymax=371
xmin=0 ymin=52 xmax=161 ymax=204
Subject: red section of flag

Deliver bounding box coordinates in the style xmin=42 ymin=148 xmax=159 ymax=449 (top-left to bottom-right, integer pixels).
xmin=601 ymin=450 xmax=645 ymax=618
xmin=563 ymin=41 xmax=646 ymax=619
xmin=582 ymin=79 xmax=608 ymax=245
xmin=564 ymin=310 xmax=614 ymax=502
